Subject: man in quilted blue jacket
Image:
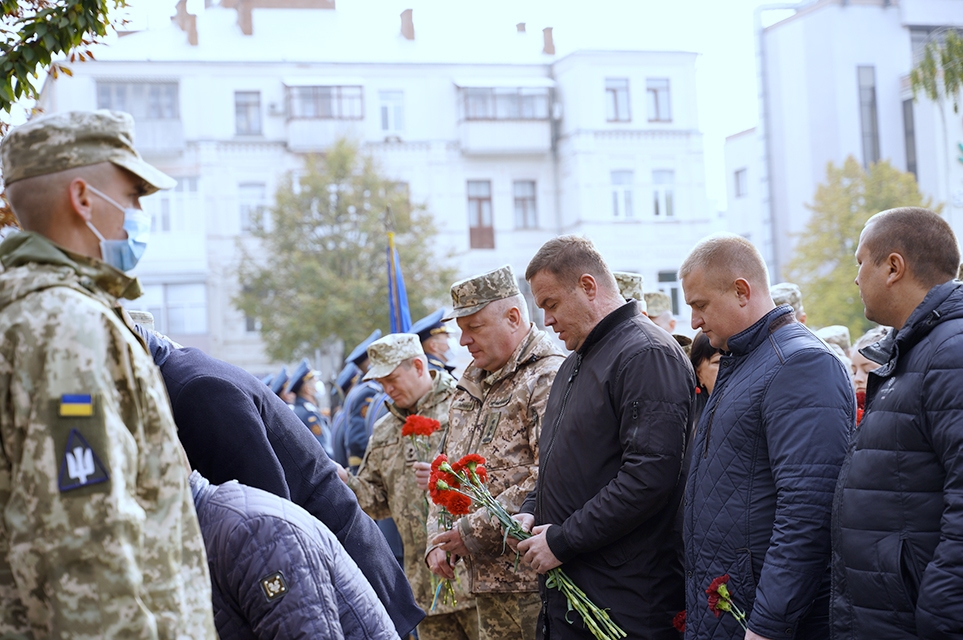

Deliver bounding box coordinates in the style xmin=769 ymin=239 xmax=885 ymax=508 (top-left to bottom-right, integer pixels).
xmin=832 ymin=207 xmax=963 ymax=639
xmin=679 ymin=234 xmax=853 ymax=640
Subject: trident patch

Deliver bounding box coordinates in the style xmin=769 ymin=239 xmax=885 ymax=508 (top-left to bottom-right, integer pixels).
xmin=260 ymin=571 xmax=288 ymax=602
xmin=58 ymin=429 xmax=110 ymax=492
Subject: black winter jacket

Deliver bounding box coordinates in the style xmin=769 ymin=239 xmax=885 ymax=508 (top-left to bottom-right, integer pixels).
xmin=521 ymin=301 xmax=694 ymax=639
xmin=832 ymin=281 xmax=963 ymax=639
xmin=684 ymin=306 xmax=852 ymax=640
xmin=136 ymin=330 xmax=424 ymax=637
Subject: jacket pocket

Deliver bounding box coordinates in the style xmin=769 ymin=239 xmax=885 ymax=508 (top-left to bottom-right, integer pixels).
xmin=732 ymin=548 xmax=757 ymax=609
xmin=898 ymin=537 xmax=922 ymax=608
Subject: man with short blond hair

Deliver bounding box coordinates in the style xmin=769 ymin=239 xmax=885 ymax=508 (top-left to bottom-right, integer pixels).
xmin=421 ymin=265 xmax=564 ymax=640
xmin=680 ymin=233 xmax=851 ymax=640
xmin=340 ymin=333 xmax=477 ymax=640
xmin=518 ymin=235 xmax=692 ymax=638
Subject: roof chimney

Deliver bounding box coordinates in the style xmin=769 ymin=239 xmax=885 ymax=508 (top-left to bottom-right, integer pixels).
xmin=542 ymin=27 xmax=554 ymax=55
xmin=172 ymin=0 xmax=199 ymax=45
xmin=400 ymin=9 xmax=414 ymax=40
xmin=516 ymin=22 xmax=526 ymax=33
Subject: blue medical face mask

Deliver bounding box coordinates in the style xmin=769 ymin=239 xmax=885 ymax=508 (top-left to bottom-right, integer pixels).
xmin=84 ymin=186 xmax=151 ymax=272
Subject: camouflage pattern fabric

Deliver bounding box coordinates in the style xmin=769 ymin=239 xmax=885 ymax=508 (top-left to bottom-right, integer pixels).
xmin=346 ymin=370 xmax=476 ymax=623
xmin=475 ymin=592 xmax=541 ymax=640
xmin=0 ymin=231 xmax=216 ymax=639
xmin=364 ymin=333 xmax=424 ymax=381
xmin=0 ymin=110 xmax=176 ymax=193
xmin=613 ymin=271 xmax=647 ymax=314
xmin=428 ymin=325 xmax=563 ymax=595
xmin=417 ymin=606 xmax=478 ymax=640
xmin=644 ymin=291 xmax=672 ymax=317
xmin=771 ymin=282 xmax=803 ymax=314
xmin=445 ymin=265 xmax=521 ymax=320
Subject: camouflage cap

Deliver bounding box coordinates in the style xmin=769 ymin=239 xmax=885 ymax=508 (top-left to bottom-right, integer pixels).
xmin=364 ymin=333 xmax=425 ymax=380
xmin=816 ymin=325 xmax=851 ymax=352
xmin=644 ymin=291 xmax=672 ymax=318
xmin=444 ymin=264 xmax=520 ymax=320
xmin=771 ymin=282 xmax=803 ymax=313
xmin=1 ymin=110 xmax=176 ymax=194
xmin=613 ymin=272 xmax=646 ymax=312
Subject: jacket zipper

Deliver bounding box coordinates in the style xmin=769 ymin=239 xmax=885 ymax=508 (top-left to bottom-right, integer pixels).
xmin=536 ymin=353 xmax=582 ymax=518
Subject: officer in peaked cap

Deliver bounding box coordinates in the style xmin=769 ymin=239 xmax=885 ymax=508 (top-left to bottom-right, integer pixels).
xmin=341 ymin=330 xmax=385 ymax=471
xmin=330 ymin=362 xmax=361 ymax=467
xmin=771 ymin=282 xmax=807 ymax=323
xmin=409 ymin=308 xmax=456 ymax=374
xmin=270 ymin=366 xmax=290 ymax=401
xmin=613 ymin=271 xmax=648 ymax=314
xmin=286 ymin=358 xmax=333 ymax=457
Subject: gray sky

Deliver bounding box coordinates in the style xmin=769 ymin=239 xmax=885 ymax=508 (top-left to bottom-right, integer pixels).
xmin=117 ymin=0 xmax=796 ymax=209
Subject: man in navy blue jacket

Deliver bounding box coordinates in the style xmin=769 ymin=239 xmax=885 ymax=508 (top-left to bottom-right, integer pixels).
xmin=679 ymin=235 xmax=852 ymax=640
xmin=833 ymin=207 xmax=963 ymax=638
xmin=133 ymin=325 xmax=424 ymax=638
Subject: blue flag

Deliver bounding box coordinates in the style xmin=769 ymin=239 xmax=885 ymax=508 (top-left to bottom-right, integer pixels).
xmin=387 ymin=232 xmax=411 ymax=333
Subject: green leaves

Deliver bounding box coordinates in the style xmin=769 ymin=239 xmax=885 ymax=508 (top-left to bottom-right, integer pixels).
xmin=785 ymin=157 xmax=940 ymax=340
xmin=910 ymin=30 xmax=963 ymax=113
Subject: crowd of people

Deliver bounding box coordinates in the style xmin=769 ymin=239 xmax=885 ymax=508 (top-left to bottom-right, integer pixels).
xmin=1 ymin=108 xmax=960 ymax=640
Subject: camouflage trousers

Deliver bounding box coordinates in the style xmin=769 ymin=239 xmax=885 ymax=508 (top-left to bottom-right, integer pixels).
xmin=418 ymin=607 xmax=479 ymax=640
xmin=476 ymin=592 xmax=541 ymax=640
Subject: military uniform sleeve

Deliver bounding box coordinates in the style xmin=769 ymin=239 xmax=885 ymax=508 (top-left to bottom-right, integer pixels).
xmin=344 ymin=415 xmax=392 ymax=521
xmin=1 ymin=294 xmax=181 ymax=638
xmin=459 ymin=367 xmax=551 ymax=558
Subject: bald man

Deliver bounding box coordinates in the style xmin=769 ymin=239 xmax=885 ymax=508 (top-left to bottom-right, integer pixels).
xmin=679 ymin=234 xmax=851 ymax=640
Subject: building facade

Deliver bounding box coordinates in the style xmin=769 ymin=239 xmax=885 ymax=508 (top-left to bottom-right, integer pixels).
xmin=37 ymin=1 xmax=717 ymax=372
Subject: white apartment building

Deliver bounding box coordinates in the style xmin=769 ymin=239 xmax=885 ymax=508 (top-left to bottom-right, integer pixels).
xmin=37 ymin=0 xmax=718 ymax=372
xmin=725 ymin=0 xmax=963 ymax=282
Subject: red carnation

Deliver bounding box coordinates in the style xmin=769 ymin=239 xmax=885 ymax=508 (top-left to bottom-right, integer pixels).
xmin=474 ymin=465 xmax=488 ymax=483
xmin=672 ymin=610 xmax=686 ymax=632
xmin=446 ymin=492 xmax=473 ymax=516
xmin=430 ymin=454 xmax=448 ymax=473
xmin=402 ymin=415 xmax=441 ymax=438
xmin=707 ymin=593 xmax=721 ymax=617
xmin=855 ymin=390 xmax=866 ymax=426
xmin=704 ymin=574 xmax=747 ymax=629
xmin=457 ymin=453 xmax=486 ymax=470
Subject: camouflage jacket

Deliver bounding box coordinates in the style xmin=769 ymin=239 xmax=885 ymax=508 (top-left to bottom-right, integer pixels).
xmin=428 ymin=324 xmax=564 ymax=594
xmin=346 ymin=369 xmax=474 ymax=616
xmin=0 ymin=232 xmax=216 ymax=639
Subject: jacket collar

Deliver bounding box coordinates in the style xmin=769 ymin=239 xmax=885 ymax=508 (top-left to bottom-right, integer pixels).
xmin=860 ymin=280 xmax=963 ymax=372
xmin=0 ymin=231 xmax=142 ymax=300
xmin=725 ymin=305 xmax=795 ymax=357
xmin=577 ymin=300 xmax=640 ymax=355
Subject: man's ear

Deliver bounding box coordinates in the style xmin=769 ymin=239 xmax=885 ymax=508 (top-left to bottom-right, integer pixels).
xmin=506 ymin=305 xmax=522 ymax=329
xmin=885 ymin=252 xmax=907 ymax=287
xmin=579 ymin=274 xmax=599 ymax=300
xmin=413 ymin=356 xmax=427 ymax=376
xmin=733 ymin=278 xmax=752 ymax=306
xmin=68 ymin=178 xmax=94 ymax=222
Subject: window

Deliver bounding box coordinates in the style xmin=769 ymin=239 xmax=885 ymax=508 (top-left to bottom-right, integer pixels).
xmin=235 ymin=91 xmax=262 ymax=135
xmin=127 ymin=283 xmax=207 ymax=335
xmin=658 ymin=270 xmax=681 ymax=316
xmin=379 ymin=91 xmax=405 ymax=133
xmin=605 ymin=79 xmax=630 ymax=122
xmin=611 ymin=171 xmax=634 ymax=218
xmin=647 ymin=79 xmax=671 ymax=122
xmin=97 ymin=82 xmax=179 ymax=120
xmin=239 ymin=182 xmax=267 ymax=233
xmin=903 ymin=99 xmax=917 ymax=179
xmin=653 ymin=170 xmax=675 ymax=217
xmin=288 ymin=86 xmax=363 ymax=120
xmin=467 ymin=180 xmax=494 ymax=249
xmin=463 ymin=88 xmax=550 ymax=120
xmin=146 ymin=177 xmax=198 ymax=234
xmin=858 ymin=66 xmax=879 ymax=167
xmin=513 ymin=180 xmax=537 ymax=229
xmin=734 ymin=168 xmax=748 ymax=198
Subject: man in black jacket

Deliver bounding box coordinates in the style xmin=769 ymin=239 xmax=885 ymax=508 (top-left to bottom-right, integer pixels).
xmin=833 ymin=207 xmax=963 ymax=638
xmin=517 ymin=236 xmax=694 ymax=639
xmin=132 ymin=324 xmax=425 ymax=638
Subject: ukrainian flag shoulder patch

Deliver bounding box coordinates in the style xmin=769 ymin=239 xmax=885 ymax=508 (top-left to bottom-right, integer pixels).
xmin=59 ymin=394 xmax=93 ymax=417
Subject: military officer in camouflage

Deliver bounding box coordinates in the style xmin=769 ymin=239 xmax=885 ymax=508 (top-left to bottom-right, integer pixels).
xmin=0 ymin=110 xmax=216 ymax=638
xmin=420 ymin=265 xmax=564 ymax=640
xmin=339 ymin=333 xmax=477 ymax=640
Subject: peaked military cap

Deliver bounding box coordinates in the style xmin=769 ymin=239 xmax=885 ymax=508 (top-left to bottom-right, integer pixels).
xmin=364 ymin=333 xmax=425 ymax=381
xmin=270 ymin=366 xmax=289 ymax=395
xmin=346 ymin=329 xmax=382 ymax=366
xmin=410 ymin=308 xmax=450 ymax=342
xmin=644 ymin=291 xmax=672 ymax=318
xmin=335 ymin=362 xmax=361 ymax=392
xmin=444 ymin=264 xmax=520 ymax=320
xmin=286 ymin=358 xmax=316 ymax=395
xmin=260 ymin=373 xmax=275 ymax=387
xmin=816 ymin=325 xmax=851 ymax=353
xmin=1 ymin=110 xmax=176 ymax=194
xmin=771 ymin=282 xmax=803 ymax=313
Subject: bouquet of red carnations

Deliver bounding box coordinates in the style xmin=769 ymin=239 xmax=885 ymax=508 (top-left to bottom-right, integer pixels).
xmin=401 ymin=415 xmax=441 ymax=462
xmin=428 ymin=453 xmax=627 ymax=640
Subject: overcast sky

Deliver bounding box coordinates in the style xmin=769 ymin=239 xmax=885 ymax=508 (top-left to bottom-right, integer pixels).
xmin=112 ymin=0 xmax=798 ymax=209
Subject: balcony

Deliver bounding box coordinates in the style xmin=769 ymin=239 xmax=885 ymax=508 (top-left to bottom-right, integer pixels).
xmin=454 ymin=78 xmax=555 ymax=155
xmin=134 ymin=120 xmax=185 ymax=156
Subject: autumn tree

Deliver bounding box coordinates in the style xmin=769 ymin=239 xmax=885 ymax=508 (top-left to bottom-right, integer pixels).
xmin=785 ymin=156 xmax=940 ymax=339
xmin=235 ymin=139 xmax=456 ymax=363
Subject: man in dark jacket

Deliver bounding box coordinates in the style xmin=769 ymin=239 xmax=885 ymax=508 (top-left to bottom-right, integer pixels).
xmin=516 ymin=236 xmax=694 ymax=638
xmin=833 ymin=207 xmax=963 ymax=639
xmin=133 ymin=325 xmax=425 ymax=638
xmin=190 ymin=471 xmax=397 ymax=640
xmin=679 ymin=234 xmax=852 ymax=640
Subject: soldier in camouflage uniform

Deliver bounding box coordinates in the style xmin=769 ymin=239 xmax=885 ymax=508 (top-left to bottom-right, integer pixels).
xmin=422 ymin=265 xmax=564 ymax=640
xmin=613 ymin=271 xmax=647 ymax=313
xmin=340 ymin=333 xmax=477 ymax=640
xmin=0 ymin=110 xmax=216 ymax=638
